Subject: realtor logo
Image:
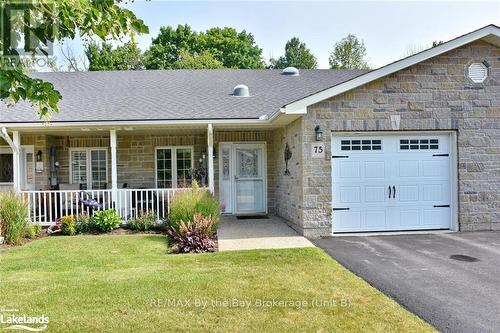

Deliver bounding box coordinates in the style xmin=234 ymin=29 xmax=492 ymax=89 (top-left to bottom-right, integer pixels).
xmin=0 ymin=0 xmax=56 ymax=68
xmin=0 ymin=308 xmax=49 ymax=332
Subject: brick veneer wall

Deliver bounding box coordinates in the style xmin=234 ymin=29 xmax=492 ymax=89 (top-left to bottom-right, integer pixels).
xmin=300 ymin=40 xmax=500 ymax=236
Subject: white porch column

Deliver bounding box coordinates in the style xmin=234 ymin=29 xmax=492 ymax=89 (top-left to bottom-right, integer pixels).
xmin=207 ymin=124 xmax=215 ymax=193
xmin=110 ymin=130 xmax=118 ymax=204
xmin=12 ymin=131 xmax=21 ymax=191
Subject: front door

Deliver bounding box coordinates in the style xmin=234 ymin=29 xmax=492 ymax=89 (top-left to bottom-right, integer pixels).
xmin=219 ymin=143 xmax=267 ymax=214
xmin=20 ymin=146 xmax=35 ymax=190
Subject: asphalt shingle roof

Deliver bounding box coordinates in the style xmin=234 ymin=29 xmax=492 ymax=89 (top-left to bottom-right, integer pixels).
xmin=0 ymin=69 xmax=367 ymax=123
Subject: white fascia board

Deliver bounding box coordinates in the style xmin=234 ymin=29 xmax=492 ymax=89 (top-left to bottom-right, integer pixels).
xmin=0 ymin=118 xmax=276 ymax=129
xmin=284 ymin=25 xmax=500 ymax=113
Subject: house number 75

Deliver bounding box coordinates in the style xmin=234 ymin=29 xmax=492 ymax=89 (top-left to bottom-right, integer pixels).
xmin=311 ymin=143 xmax=325 ymax=158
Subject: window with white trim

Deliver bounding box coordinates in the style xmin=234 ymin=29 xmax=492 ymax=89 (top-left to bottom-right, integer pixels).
xmin=0 ymin=148 xmax=13 ymax=183
xmin=156 ymin=147 xmax=193 ymax=188
xmin=70 ymin=148 xmax=108 ymax=190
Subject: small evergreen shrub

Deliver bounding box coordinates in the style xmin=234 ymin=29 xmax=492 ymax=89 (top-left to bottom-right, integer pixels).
xmin=92 ymin=209 xmax=121 ymax=232
xmin=127 ymin=212 xmax=158 ymax=231
xmin=169 ymin=181 xmax=220 ymax=230
xmin=168 ymin=213 xmax=217 ymax=253
xmin=75 ymin=213 xmax=94 ymax=234
xmin=60 ymin=215 xmax=77 ymax=236
xmin=24 ymin=223 xmax=41 ymax=239
xmin=0 ymin=192 xmax=29 ymax=245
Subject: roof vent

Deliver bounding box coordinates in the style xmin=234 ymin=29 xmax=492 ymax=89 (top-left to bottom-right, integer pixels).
xmin=233 ymin=84 xmax=250 ymax=97
xmin=468 ymin=63 xmax=488 ymax=83
xmin=282 ymin=67 xmax=299 ymax=76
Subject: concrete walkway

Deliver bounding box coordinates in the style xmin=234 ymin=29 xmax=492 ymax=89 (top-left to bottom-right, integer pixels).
xmin=217 ymin=215 xmax=315 ymax=251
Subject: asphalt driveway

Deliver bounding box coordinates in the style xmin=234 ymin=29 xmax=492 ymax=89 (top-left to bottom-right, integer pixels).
xmin=314 ymin=232 xmax=500 ymax=333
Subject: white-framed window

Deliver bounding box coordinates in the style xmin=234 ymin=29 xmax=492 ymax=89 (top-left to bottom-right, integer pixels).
xmin=69 ymin=148 xmax=108 ymax=190
xmin=155 ymin=146 xmax=193 ymax=188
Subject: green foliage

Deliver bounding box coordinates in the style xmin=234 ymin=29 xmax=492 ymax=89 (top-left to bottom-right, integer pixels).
xmin=60 ymin=215 xmax=76 ymax=236
xmin=75 ymin=213 xmax=94 ymax=234
xmin=24 ymin=223 xmax=41 ymax=239
xmin=169 ymin=181 xmax=221 ymax=230
xmin=93 ymin=209 xmax=121 ymax=233
xmin=86 ymin=42 xmax=144 ymax=71
xmin=127 ymin=212 xmax=158 ymax=231
xmin=270 ymin=37 xmax=317 ymax=69
xmin=1 ymin=0 xmax=148 ymax=118
xmin=144 ymin=24 xmax=264 ymax=69
xmin=167 ymin=213 xmax=217 ymax=253
xmin=173 ymin=49 xmax=224 ymax=69
xmin=328 ymin=34 xmax=370 ymax=70
xmin=199 ymin=27 xmax=264 ymax=69
xmin=0 ymin=192 xmax=29 ymax=245
xmin=0 ymin=70 xmax=62 ymax=118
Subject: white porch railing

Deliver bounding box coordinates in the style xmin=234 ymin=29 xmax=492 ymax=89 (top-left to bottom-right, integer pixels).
xmin=20 ymin=188 xmax=190 ymax=226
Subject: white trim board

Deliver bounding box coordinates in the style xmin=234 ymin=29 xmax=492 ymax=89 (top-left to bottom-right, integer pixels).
xmin=284 ymin=24 xmax=500 ymax=114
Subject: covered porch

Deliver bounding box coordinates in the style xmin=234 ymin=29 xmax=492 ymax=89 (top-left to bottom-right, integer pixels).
xmin=0 ymin=123 xmax=278 ymax=225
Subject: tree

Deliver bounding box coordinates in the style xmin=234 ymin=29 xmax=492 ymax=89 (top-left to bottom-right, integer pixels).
xmin=269 ymin=37 xmax=317 ymax=69
xmin=328 ymin=34 xmax=370 ymax=70
xmin=59 ymin=45 xmax=88 ymax=71
xmin=143 ymin=24 xmax=199 ymax=69
xmin=144 ymin=24 xmax=264 ymax=69
xmin=0 ymin=0 xmax=148 ymax=118
xmin=173 ymin=49 xmax=224 ymax=69
xmin=403 ymin=40 xmax=445 ymax=57
xmin=86 ymin=42 xmax=143 ymax=71
xmin=199 ymin=27 xmax=264 ymax=69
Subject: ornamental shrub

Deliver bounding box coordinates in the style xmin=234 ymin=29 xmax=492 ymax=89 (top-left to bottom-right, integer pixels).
xmin=167 ymin=213 xmax=217 ymax=253
xmin=126 ymin=212 xmax=158 ymax=231
xmin=60 ymin=215 xmax=76 ymax=236
xmin=92 ymin=209 xmax=121 ymax=232
xmin=0 ymin=192 xmax=29 ymax=244
xmin=169 ymin=181 xmax=220 ymax=231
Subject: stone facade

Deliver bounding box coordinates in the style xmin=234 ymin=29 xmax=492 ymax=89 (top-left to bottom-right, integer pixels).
xmin=291 ymin=40 xmax=499 ymax=236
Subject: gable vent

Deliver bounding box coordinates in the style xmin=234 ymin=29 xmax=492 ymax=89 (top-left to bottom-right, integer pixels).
xmin=233 ymin=84 xmax=250 ymax=97
xmin=468 ymin=63 xmax=488 ymax=83
xmin=282 ymin=67 xmax=299 ymax=76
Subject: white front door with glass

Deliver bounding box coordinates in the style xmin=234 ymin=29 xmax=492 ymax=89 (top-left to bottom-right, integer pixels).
xmin=70 ymin=148 xmax=108 ymax=190
xmin=219 ymin=143 xmax=266 ymax=214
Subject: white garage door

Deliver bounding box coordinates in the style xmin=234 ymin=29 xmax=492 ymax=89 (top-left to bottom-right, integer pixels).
xmin=331 ymin=133 xmax=452 ymax=233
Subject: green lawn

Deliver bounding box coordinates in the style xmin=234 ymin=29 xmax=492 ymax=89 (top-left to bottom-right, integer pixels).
xmin=0 ymin=235 xmax=434 ymax=332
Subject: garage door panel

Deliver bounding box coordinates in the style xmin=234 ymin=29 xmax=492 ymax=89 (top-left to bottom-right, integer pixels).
xmin=335 ymin=211 xmax=362 ymax=230
xmin=399 ymin=160 xmax=419 ymax=177
xmin=339 ymin=161 xmax=361 ymax=178
xmin=423 ymin=208 xmax=450 ymax=226
xmin=400 ymin=209 xmax=420 ymax=227
xmin=423 ymin=184 xmax=445 ymax=201
xmin=365 ymin=186 xmax=386 ymax=202
xmin=332 ymin=133 xmax=452 ymax=233
xmin=422 ymin=160 xmax=449 ymax=178
xmin=364 ymin=161 xmax=386 ymax=178
xmin=365 ymin=210 xmax=387 ymax=227
xmin=398 ymin=185 xmax=419 ymax=202
xmin=338 ymin=186 xmax=361 ymax=203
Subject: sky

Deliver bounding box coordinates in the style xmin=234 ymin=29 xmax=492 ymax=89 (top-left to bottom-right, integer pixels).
xmin=58 ymin=1 xmax=500 ymax=69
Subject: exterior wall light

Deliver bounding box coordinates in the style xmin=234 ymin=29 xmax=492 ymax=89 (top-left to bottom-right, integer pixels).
xmin=315 ymin=126 xmax=323 ymax=142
